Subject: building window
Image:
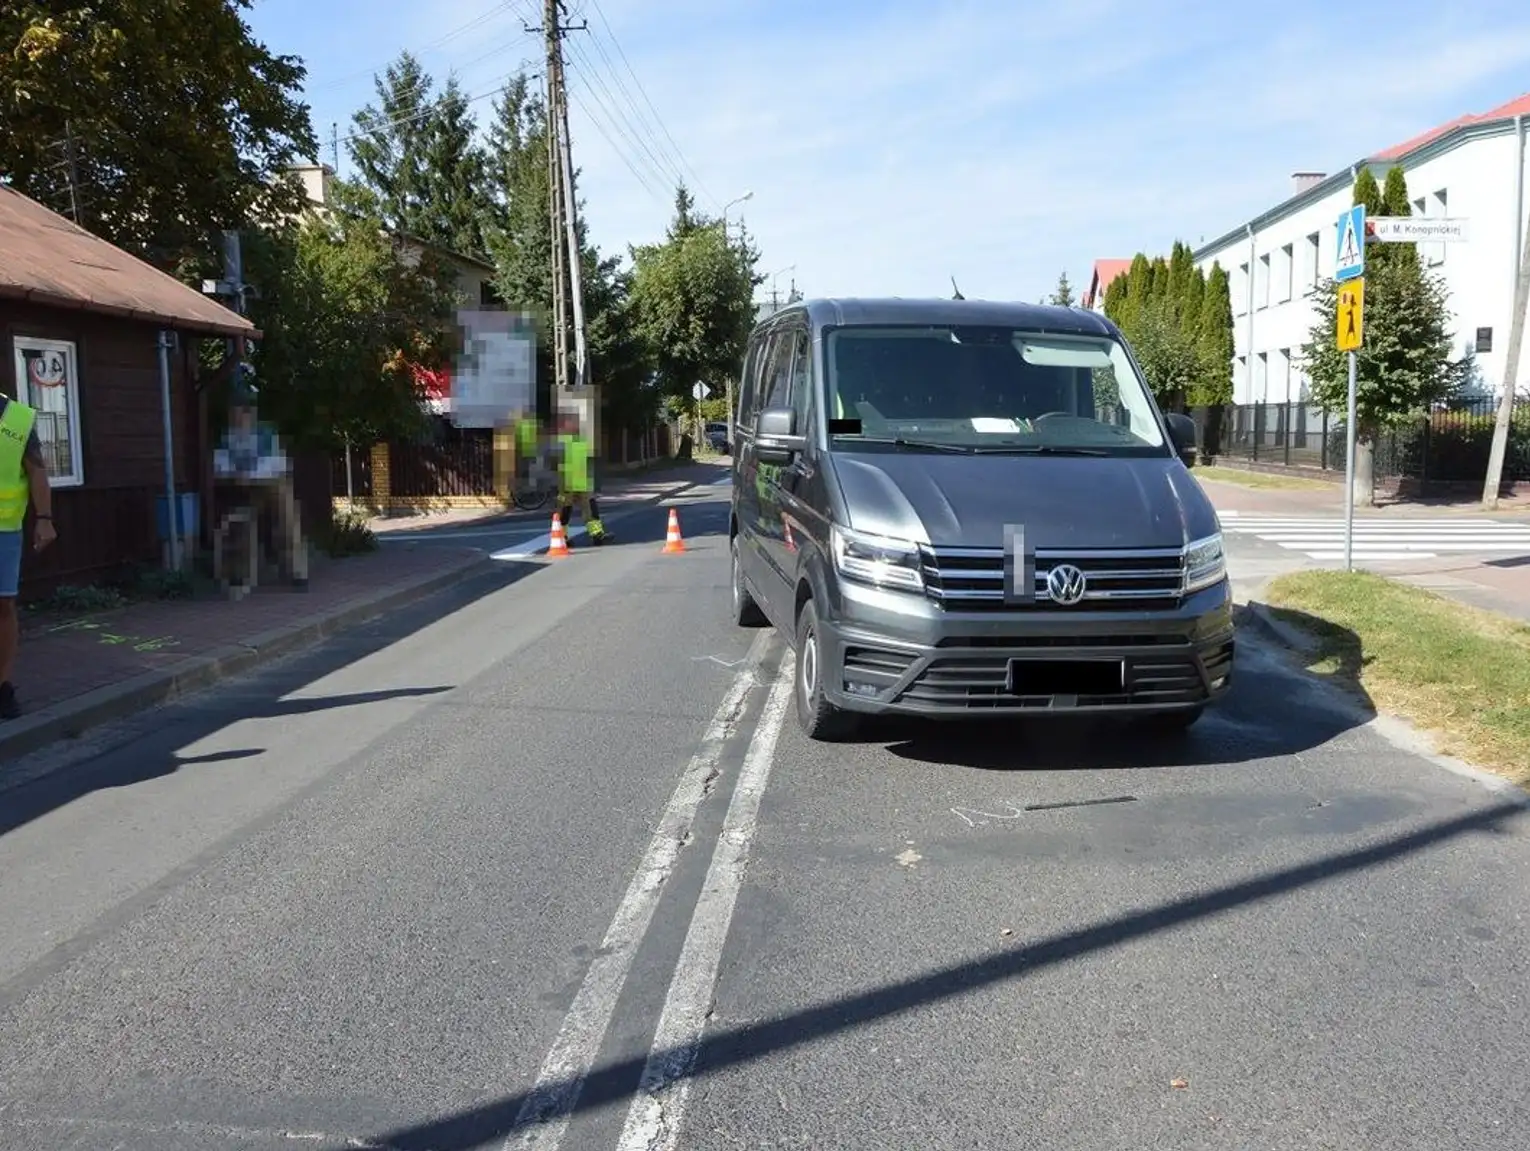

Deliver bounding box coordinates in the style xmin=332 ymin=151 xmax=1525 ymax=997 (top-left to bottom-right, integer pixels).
xmin=1234 ymin=263 xmax=1249 ymax=315
xmin=1257 ymin=253 xmax=1270 ymax=309
xmin=12 ymin=336 xmax=85 ymax=488
xmin=1276 ymin=243 xmax=1294 ymax=303
xmin=1306 ymin=232 xmax=1321 ymax=289
xmin=1235 ymin=356 xmax=1246 ymax=399
xmin=1255 ymin=351 xmax=1268 ymax=401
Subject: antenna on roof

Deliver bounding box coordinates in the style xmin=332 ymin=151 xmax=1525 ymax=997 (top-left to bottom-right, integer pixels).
xmin=951 ymin=276 xmax=965 ymax=300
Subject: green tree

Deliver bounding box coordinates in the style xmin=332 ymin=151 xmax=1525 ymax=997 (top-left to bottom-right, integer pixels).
xmin=347 ymin=52 xmax=436 ymax=237
xmin=1300 ymin=170 xmax=1467 ymax=505
xmin=239 ymin=182 xmax=458 ymax=454
xmin=630 ymin=187 xmax=762 ymax=428
xmin=1049 ymin=271 xmax=1076 ymax=307
xmin=1166 ymin=241 xmax=1195 ymax=311
xmin=1192 ymin=263 xmax=1234 ymax=407
xmin=0 ymin=0 xmax=315 ymax=265
xmin=418 ymin=76 xmax=494 ymax=259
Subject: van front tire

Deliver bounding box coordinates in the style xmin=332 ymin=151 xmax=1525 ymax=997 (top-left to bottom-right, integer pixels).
xmin=794 ymin=599 xmax=857 ymax=741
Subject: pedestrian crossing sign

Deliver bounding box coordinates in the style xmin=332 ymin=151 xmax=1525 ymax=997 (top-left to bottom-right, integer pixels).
xmin=1335 ymin=205 xmax=1365 ymax=283
xmin=1337 ymin=278 xmax=1364 ymax=352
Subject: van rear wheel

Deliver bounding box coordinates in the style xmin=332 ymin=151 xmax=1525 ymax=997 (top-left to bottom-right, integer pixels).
xmin=794 ymin=599 xmax=858 ymax=741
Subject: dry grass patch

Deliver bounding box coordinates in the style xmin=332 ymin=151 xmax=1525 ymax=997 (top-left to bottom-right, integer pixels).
xmin=1264 ymin=570 xmax=1530 ymax=786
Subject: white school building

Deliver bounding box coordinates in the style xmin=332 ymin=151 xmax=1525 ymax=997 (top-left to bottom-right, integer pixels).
xmin=1190 ymin=92 xmax=1530 ymax=407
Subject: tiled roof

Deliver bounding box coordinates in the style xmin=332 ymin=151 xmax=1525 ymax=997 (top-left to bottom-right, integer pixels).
xmin=0 ymin=183 xmax=255 ymax=337
xmin=1081 ymin=258 xmax=1131 ymax=307
xmin=1374 ymin=91 xmax=1530 ymax=161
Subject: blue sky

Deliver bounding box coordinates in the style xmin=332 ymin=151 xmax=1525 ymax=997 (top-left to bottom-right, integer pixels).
xmin=247 ymin=0 xmax=1530 ymax=302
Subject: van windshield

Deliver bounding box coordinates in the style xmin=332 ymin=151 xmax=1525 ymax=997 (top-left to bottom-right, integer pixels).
xmin=823 ymin=326 xmax=1167 ymax=453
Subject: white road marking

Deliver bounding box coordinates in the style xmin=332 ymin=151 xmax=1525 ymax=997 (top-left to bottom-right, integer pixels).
xmin=614 ymin=660 xmax=796 ymax=1151
xmin=504 ymin=631 xmax=773 ymax=1151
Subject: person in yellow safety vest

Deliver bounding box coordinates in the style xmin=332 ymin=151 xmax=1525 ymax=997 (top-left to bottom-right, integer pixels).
xmin=555 ymin=412 xmax=608 ymax=545
xmin=0 ymin=392 xmax=57 ymax=719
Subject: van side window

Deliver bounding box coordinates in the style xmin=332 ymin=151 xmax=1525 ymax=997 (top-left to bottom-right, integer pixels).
xmin=761 ymin=329 xmax=796 ymax=411
xmin=736 ymin=337 xmax=762 ymax=429
xmin=784 ymin=328 xmax=812 ymax=429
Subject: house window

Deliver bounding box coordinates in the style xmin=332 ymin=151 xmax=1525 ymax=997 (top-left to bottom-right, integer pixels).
xmin=12 ymin=336 xmax=85 ymax=488
xmin=1255 ymin=351 xmax=1268 ymax=402
xmin=1276 ymin=243 xmax=1294 ymax=303
xmin=1234 ymin=263 xmax=1249 ymax=315
xmin=1306 ymin=232 xmax=1321 ymax=289
xmin=1257 ymin=253 xmax=1270 ymax=309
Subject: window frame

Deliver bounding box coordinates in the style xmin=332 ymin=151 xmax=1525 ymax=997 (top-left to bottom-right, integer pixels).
xmin=12 ymin=335 xmax=85 ymax=488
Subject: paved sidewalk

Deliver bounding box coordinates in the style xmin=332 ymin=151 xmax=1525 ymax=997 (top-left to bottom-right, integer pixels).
xmin=0 ymin=460 xmax=727 ymax=764
xmin=1201 ymin=473 xmax=1530 ymax=621
xmin=2 ymin=545 xmax=489 ymax=763
xmin=1196 ymin=471 xmax=1530 ymax=517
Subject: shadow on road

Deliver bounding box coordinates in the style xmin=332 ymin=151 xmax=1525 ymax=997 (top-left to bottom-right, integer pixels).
xmin=357 ymin=796 xmax=1528 ymax=1151
xmin=0 ymin=567 xmax=533 ymax=840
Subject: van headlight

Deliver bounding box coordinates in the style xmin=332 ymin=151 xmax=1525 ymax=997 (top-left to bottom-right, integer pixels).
xmin=1182 ymin=532 xmax=1226 ymax=594
xmin=831 ymin=525 xmax=924 ymax=592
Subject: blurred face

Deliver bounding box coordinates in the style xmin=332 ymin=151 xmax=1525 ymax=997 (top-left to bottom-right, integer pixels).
xmin=231 ymin=404 xmax=256 ymax=431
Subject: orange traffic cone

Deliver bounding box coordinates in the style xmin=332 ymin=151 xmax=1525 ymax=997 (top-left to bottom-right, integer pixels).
xmin=661 ymin=507 xmax=686 ymax=554
xmin=547 ymin=512 xmax=571 ymax=558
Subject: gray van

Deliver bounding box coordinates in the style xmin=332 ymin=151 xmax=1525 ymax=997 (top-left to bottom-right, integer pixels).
xmin=728 ymin=298 xmax=1234 ymax=741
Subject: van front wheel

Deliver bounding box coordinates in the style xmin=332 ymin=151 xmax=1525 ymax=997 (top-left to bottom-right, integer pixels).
xmin=731 ymin=536 xmax=767 ymax=627
xmin=794 ymin=599 xmax=857 ymax=741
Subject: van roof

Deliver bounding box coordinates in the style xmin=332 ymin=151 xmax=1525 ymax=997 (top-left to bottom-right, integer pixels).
xmin=755 ymin=297 xmax=1119 ymax=338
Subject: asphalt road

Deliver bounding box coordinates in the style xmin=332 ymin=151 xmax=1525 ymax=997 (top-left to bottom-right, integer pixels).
xmin=2 ymin=475 xmax=1528 ymax=1150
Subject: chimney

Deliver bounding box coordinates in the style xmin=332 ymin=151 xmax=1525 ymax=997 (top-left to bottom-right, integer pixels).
xmin=1291 ymin=171 xmax=1326 ymax=195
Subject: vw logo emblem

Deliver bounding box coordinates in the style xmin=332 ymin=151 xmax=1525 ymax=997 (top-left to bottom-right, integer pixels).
xmin=1046 ymin=563 xmax=1088 ymax=605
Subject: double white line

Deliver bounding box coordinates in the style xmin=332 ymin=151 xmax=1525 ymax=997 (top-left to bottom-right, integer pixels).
xmin=508 ymin=631 xmax=795 ymax=1151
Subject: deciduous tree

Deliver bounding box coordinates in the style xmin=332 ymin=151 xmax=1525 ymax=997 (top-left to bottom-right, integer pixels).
xmin=0 ymin=0 xmax=315 ymax=264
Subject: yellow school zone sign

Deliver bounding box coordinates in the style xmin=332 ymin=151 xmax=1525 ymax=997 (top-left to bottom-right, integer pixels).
xmin=1337 ymin=278 xmax=1364 ymax=352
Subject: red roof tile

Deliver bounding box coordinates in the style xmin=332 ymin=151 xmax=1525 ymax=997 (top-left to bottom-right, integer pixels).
xmin=0 ymin=183 xmax=255 ymax=337
xmin=1374 ymin=92 xmax=1530 ymax=161
xmin=1082 ymin=258 xmax=1131 ymax=307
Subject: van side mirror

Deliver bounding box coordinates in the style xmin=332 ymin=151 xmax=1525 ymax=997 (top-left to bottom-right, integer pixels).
xmin=757 ymin=405 xmax=804 ymax=464
xmin=1165 ymin=412 xmax=1198 ymax=467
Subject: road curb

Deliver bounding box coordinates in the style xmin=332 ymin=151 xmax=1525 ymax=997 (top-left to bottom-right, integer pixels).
xmin=1233 ymin=599 xmax=1324 ymax=655
xmin=0 ymin=555 xmax=496 ymax=766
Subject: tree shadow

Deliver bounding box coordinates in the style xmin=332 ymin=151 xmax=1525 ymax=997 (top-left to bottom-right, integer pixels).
xmin=356 ymin=796 xmax=1528 ymax=1151
xmin=0 ymin=566 xmax=531 ymax=841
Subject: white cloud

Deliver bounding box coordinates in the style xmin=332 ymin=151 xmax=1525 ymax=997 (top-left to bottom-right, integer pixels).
xmin=302 ymin=0 xmax=1530 ymax=302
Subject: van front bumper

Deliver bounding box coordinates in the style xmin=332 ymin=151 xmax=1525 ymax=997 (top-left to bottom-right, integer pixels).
xmin=816 ymin=578 xmax=1236 ymax=718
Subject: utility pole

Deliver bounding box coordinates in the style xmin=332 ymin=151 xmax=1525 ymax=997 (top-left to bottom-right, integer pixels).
xmin=330 ymin=122 xmax=340 ymax=175
xmin=1482 ymin=207 xmax=1530 ymax=509
xmin=538 ymin=0 xmax=590 ymax=392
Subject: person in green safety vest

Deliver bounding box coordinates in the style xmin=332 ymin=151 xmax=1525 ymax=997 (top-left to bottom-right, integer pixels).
xmin=555 ymin=411 xmax=608 ymax=545
xmin=0 ymin=390 xmax=57 ymax=719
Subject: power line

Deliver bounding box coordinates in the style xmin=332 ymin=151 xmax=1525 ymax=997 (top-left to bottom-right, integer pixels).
xmin=303 ymin=1 xmax=519 ymax=94
xmin=583 ymin=0 xmax=716 ymax=208
xmin=563 ymin=39 xmax=682 ymax=195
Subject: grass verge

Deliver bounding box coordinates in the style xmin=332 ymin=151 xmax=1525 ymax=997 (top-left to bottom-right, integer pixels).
xmin=1195 ymin=464 xmax=1332 ymax=491
xmin=1263 ymin=570 xmax=1530 ymax=785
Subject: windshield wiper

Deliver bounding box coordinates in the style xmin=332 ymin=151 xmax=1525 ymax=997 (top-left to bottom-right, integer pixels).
xmin=970 ymin=444 xmax=1109 ymax=456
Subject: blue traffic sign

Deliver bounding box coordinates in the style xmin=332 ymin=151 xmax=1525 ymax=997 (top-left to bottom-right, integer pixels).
xmin=1335 ymin=205 xmax=1365 ymax=283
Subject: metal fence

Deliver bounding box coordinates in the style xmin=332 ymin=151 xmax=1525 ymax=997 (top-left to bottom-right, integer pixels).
xmin=1189 ymin=396 xmax=1530 ymax=485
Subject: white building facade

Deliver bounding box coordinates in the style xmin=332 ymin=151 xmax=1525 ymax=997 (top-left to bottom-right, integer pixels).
xmin=1194 ymin=98 xmax=1530 ymax=407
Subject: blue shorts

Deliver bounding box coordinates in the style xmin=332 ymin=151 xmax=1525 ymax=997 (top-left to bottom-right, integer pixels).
xmin=0 ymin=530 xmax=21 ymax=598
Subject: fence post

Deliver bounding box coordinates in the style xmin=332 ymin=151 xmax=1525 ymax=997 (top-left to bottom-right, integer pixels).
xmin=370 ymin=443 xmax=391 ymax=515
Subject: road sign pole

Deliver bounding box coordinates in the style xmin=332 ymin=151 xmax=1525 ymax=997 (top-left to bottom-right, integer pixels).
xmin=1344 ymin=350 xmax=1357 ymax=572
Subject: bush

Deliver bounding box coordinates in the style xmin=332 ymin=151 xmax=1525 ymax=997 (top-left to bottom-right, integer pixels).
xmin=317 ymin=509 xmax=377 ymax=557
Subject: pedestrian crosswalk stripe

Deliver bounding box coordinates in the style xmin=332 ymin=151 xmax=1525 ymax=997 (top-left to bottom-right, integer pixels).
xmin=1217 ymin=513 xmax=1530 ymax=560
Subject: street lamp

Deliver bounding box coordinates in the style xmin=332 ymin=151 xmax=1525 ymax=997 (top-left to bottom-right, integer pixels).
xmin=721 ymin=190 xmax=754 ymax=223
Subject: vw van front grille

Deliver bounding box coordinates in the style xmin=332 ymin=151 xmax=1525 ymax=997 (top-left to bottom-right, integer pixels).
xmin=919 ymin=545 xmax=1186 ymax=612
